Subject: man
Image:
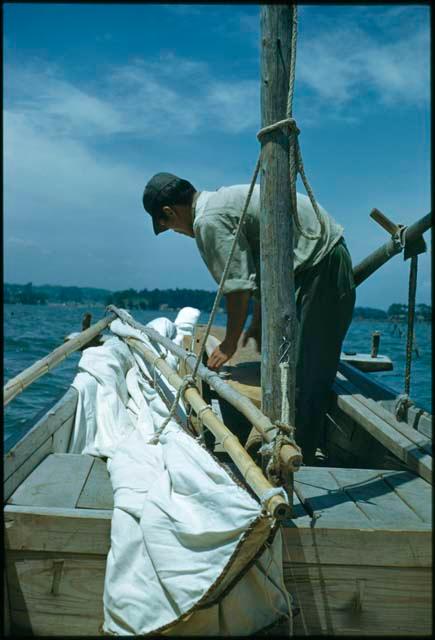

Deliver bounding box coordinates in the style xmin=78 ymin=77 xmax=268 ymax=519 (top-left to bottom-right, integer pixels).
xmin=142 ymin=172 xmax=355 ymax=464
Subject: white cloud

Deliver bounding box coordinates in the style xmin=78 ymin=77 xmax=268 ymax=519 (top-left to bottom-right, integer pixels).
xmin=297 ymin=10 xmax=429 ymax=114
xmin=5 ymin=54 xmax=260 ymax=142
xmin=207 ymin=80 xmax=259 ymax=133
xmin=6 ymin=237 xmax=38 ymax=249
xmin=3 ymin=103 xmax=220 ymax=290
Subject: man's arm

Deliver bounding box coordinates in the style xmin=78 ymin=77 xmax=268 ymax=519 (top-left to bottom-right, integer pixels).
xmin=242 ymin=300 xmax=261 ymax=351
xmin=207 ymin=290 xmax=250 ymax=370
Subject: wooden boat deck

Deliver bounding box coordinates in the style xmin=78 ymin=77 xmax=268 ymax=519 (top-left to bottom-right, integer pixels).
xmin=5 ymin=452 xmax=432 ymax=636
xmin=6 ymin=452 xmax=431 ymax=522
xmin=3 ymin=323 xmax=432 ymax=636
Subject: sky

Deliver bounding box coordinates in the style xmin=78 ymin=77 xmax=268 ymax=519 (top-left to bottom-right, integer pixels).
xmin=3 ymin=3 xmax=431 ymax=309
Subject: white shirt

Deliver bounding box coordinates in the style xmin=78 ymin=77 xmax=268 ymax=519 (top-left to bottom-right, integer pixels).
xmin=193 ymin=184 xmax=344 ymax=300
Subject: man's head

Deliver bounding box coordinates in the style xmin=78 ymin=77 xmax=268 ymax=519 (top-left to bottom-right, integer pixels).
xmin=142 ymin=172 xmax=196 ymax=237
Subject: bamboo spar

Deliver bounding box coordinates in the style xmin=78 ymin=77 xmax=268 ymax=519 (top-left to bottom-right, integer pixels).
xmin=3 ymin=314 xmax=115 ymax=406
xmin=126 ymin=337 xmax=291 ymax=520
xmin=353 ymin=212 xmax=431 ymax=286
xmin=107 ymin=306 xmax=302 ymax=472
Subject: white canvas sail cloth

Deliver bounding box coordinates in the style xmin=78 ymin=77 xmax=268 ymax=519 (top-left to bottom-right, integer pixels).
xmin=68 ymin=308 xmax=291 ymax=635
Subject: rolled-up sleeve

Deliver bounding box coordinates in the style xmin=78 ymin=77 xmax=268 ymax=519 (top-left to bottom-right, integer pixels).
xmin=195 ymin=215 xmax=258 ymax=295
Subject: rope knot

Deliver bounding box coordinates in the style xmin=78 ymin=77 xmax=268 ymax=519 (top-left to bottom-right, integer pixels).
xmin=181 ymin=374 xmax=196 ymax=390
xmin=395 ymin=393 xmax=414 ymax=422
xmin=274 ymin=420 xmax=295 ymax=439
xmin=261 ymin=421 xmax=297 ymax=486
xmin=257 ymin=117 xmax=299 ymax=141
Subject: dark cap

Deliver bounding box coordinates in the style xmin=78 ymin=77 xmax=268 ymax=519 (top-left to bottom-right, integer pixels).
xmin=142 ymin=172 xmax=189 ymax=235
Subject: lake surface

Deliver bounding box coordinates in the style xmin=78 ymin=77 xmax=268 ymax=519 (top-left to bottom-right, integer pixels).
xmin=3 ymin=303 xmax=431 ymax=450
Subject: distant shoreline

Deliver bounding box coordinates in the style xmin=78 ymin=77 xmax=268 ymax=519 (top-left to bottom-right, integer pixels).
xmin=3 ymin=301 xmax=432 ymax=323
xmin=3 ymin=282 xmax=432 ymax=321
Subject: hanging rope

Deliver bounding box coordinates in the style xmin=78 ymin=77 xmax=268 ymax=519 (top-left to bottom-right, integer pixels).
xmin=396 ymin=254 xmax=419 ymax=421
xmin=405 ymin=255 xmax=418 ymax=396
xmin=148 ymin=373 xmax=196 ymax=445
xmin=191 ymin=155 xmax=262 ymax=380
xmin=286 ymin=4 xmax=324 ymax=241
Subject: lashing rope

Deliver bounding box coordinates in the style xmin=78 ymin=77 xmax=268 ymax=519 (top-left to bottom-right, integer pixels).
xmin=148 ymin=374 xmax=196 ymax=444
xmin=405 ymin=255 xmax=418 ymax=397
xmin=195 ymin=403 xmax=213 ymax=445
xmin=395 ymin=254 xmax=419 ymax=421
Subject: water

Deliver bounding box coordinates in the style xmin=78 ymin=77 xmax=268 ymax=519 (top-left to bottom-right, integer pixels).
xmin=3 ymin=303 xmax=431 ymax=450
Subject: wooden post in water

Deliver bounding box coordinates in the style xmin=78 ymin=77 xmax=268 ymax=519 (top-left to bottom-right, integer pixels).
xmin=259 ymin=6 xmax=297 ymax=497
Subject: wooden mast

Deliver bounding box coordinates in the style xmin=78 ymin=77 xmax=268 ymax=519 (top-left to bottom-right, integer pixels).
xmin=259 ymin=7 xmax=296 ymax=430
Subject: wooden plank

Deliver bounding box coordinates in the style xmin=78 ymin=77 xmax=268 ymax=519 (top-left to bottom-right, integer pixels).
xmin=11 ymin=609 xmax=103 ymax=637
xmin=8 ymin=454 xmax=94 ymax=509
xmin=285 ymin=563 xmax=432 ymax=636
xmin=340 ymin=352 xmax=393 ymax=372
xmin=76 ymin=458 xmax=114 ymax=510
xmin=326 ymin=403 xmax=412 ymax=472
xmin=334 ymin=378 xmax=432 ymax=483
xmin=282 ymin=519 xmax=431 ymax=568
xmin=4 ymin=505 xmax=112 ymax=555
xmin=338 ymin=361 xmax=398 ymax=402
xmin=337 ymin=372 xmax=432 ymax=455
xmin=415 ymin=411 xmax=432 ymax=439
xmin=4 ymin=438 xmax=53 ymax=503
xmin=293 ymin=467 xmax=371 ymax=525
xmin=7 ymin=554 xmax=105 ymax=636
xmin=330 ymin=468 xmax=424 ymax=526
xmin=337 ymin=363 xmax=432 ymax=438
xmin=380 ymin=470 xmax=432 ymax=523
xmin=4 ymin=387 xmax=78 ymax=480
xmin=52 ymin=415 xmax=74 ymax=453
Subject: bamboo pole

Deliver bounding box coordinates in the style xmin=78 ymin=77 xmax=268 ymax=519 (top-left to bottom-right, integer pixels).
xmin=3 ymin=314 xmax=115 ymax=406
xmin=353 ymin=212 xmax=431 ymax=287
xmin=126 ymin=337 xmax=291 ymax=520
xmin=107 ymin=306 xmax=302 ymax=472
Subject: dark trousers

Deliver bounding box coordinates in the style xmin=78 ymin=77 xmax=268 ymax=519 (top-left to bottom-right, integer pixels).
xmin=294 ymin=238 xmax=355 ymax=464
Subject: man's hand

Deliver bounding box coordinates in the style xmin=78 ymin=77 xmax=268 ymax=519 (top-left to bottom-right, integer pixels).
xmin=207 ymin=339 xmax=237 ymax=371
xmin=242 ymin=325 xmax=261 ymax=352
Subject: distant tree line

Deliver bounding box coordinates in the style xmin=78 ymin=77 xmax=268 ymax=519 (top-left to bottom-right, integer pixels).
xmin=4 ymin=283 xmax=111 ymax=305
xmin=105 ymin=288 xmax=225 ymax=312
xmin=353 ymin=307 xmax=387 ymax=320
xmin=4 ymin=283 xmax=223 ymax=312
xmin=353 ymin=304 xmax=431 ymax=322
xmin=386 ymin=303 xmax=431 ymax=322
xmin=4 ymin=283 xmax=431 ymax=321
